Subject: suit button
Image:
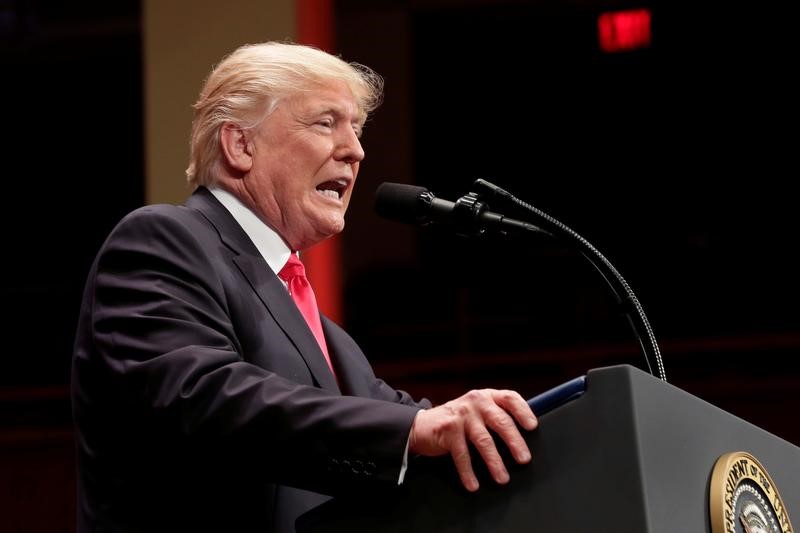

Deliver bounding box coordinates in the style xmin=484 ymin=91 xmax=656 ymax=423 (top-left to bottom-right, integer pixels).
xmin=364 ymin=461 xmax=376 ymax=475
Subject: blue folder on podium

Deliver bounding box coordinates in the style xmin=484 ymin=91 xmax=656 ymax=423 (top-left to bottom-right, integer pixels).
xmin=527 ymin=374 xmax=586 ymax=416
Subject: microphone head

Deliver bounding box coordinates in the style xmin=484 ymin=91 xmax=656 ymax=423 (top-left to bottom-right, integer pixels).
xmin=374 ymin=182 xmax=432 ymax=225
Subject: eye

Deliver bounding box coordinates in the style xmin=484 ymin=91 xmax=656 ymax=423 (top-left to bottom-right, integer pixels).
xmin=316 ymin=118 xmax=334 ymax=128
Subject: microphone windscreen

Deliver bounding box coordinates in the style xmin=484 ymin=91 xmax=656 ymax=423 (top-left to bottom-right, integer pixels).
xmin=374 ymin=182 xmax=428 ymax=224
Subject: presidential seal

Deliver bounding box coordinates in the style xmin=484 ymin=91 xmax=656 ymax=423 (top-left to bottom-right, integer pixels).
xmin=710 ymin=451 xmax=794 ymax=533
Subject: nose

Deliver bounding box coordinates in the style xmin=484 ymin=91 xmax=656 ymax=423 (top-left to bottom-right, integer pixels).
xmin=334 ymin=125 xmax=365 ymax=164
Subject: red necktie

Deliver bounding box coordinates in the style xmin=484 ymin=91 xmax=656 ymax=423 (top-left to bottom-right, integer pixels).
xmin=278 ymin=254 xmax=336 ymax=378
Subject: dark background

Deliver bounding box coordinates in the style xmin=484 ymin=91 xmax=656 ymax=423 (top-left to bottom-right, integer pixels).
xmin=2 ymin=0 xmax=798 ymax=531
xmin=336 ymin=0 xmax=800 ymax=435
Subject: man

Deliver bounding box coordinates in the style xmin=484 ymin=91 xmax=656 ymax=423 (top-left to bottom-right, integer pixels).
xmin=71 ymin=41 xmax=537 ymax=533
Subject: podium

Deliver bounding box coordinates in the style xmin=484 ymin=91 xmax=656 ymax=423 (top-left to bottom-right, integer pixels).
xmin=298 ymin=364 xmax=799 ymax=532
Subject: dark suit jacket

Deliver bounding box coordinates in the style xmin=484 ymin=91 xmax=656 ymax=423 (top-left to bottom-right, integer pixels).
xmin=72 ymin=187 xmax=429 ymax=532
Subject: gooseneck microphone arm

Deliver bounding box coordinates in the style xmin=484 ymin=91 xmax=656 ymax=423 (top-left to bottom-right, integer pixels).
xmin=472 ymin=179 xmax=667 ymax=382
xmin=374 ymin=180 xmax=667 ymax=382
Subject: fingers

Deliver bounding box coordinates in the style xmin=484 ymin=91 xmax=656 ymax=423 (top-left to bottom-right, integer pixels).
xmin=485 ymin=390 xmax=537 ymax=464
xmin=450 ymin=434 xmax=480 ymax=492
xmin=482 ymin=409 xmax=531 ymax=466
xmin=467 ymin=424 xmax=507 ymax=488
xmin=493 ymin=389 xmax=539 ymax=431
xmin=408 ymin=388 xmax=539 ymax=492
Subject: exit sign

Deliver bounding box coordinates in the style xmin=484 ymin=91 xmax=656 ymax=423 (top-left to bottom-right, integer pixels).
xmin=598 ymin=8 xmax=652 ymax=53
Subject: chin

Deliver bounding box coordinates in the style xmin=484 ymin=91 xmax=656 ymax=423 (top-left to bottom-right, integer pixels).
xmin=324 ymin=220 xmax=346 ymax=237
xmin=298 ymin=219 xmax=345 ymax=250
xmin=320 ymin=212 xmax=346 ymax=235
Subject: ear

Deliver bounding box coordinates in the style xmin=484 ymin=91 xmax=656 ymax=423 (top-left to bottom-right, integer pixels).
xmin=219 ymin=122 xmax=253 ymax=173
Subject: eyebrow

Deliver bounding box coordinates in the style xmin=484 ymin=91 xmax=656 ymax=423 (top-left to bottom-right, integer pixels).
xmin=307 ymin=103 xmax=367 ymax=129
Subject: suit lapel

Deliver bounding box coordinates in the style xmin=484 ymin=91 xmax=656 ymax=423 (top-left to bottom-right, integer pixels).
xmin=321 ymin=318 xmax=367 ymax=397
xmin=187 ymin=188 xmax=340 ymax=394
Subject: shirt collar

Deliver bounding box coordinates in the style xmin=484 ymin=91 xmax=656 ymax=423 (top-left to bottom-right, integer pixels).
xmin=208 ymin=186 xmax=292 ymax=274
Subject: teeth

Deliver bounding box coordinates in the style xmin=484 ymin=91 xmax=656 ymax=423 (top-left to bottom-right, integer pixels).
xmin=317 ymin=189 xmax=340 ymax=200
xmin=315 ymin=178 xmax=348 ymax=201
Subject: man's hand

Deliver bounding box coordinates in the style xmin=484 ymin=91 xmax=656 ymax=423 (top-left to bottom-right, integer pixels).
xmin=409 ymin=389 xmax=538 ymax=492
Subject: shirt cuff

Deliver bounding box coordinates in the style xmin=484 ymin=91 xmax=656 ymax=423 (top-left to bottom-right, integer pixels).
xmin=398 ymin=434 xmax=411 ymax=485
xmin=398 ymin=409 xmax=424 ymax=485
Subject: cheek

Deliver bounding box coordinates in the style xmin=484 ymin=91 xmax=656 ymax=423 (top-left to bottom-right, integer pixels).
xmin=341 ymin=189 xmax=353 ymax=210
xmin=342 ymin=165 xmax=359 ymax=206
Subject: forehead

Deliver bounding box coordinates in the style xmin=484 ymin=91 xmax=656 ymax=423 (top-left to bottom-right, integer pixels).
xmin=286 ymin=79 xmax=366 ymax=121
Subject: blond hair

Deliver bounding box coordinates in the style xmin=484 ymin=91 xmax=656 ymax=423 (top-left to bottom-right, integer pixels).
xmin=186 ymin=41 xmax=384 ymax=188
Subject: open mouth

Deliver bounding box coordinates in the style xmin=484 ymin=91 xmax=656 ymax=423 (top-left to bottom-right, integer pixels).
xmin=315 ymin=178 xmax=348 ymax=201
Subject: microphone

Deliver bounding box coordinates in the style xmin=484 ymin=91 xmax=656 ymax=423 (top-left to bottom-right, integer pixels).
xmin=374 ymin=182 xmax=550 ymax=238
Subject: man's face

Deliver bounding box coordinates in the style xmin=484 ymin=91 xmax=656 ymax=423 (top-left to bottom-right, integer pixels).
xmin=245 ymin=79 xmax=366 ymax=251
